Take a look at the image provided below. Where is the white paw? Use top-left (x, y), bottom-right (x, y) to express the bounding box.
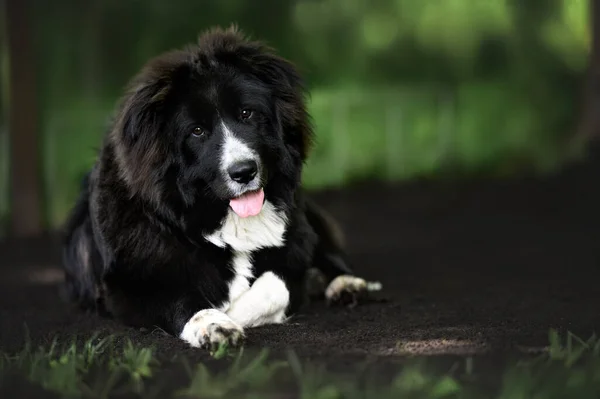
top-left (180, 309), bottom-right (245, 350)
top-left (325, 275), bottom-right (382, 307)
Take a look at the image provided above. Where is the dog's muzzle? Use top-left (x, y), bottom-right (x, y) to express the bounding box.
top-left (227, 160), bottom-right (258, 185)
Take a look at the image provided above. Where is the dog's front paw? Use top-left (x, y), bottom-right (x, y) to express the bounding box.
top-left (180, 309), bottom-right (245, 350)
top-left (325, 275), bottom-right (382, 308)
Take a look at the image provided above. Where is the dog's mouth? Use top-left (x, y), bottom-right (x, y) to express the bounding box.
top-left (229, 188), bottom-right (265, 218)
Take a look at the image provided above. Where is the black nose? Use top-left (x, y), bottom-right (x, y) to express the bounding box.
top-left (228, 160), bottom-right (258, 184)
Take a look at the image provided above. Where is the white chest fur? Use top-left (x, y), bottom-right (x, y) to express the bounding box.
top-left (204, 200), bottom-right (288, 315)
top-left (204, 200), bottom-right (287, 252)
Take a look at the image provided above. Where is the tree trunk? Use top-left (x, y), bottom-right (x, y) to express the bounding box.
top-left (577, 0), bottom-right (600, 140)
top-left (6, 0), bottom-right (43, 237)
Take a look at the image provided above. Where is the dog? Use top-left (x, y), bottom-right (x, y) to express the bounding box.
top-left (61, 26), bottom-right (380, 350)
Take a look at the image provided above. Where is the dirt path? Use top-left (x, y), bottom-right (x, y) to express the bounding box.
top-left (1, 153), bottom-right (600, 394)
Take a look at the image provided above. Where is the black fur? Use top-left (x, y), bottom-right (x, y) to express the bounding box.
top-left (61, 26), bottom-right (353, 338)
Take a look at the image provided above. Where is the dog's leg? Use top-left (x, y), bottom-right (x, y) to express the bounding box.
top-left (179, 309), bottom-right (244, 350)
top-left (103, 266), bottom-right (245, 351)
top-left (304, 197), bottom-right (382, 307)
top-left (224, 271), bottom-right (290, 327)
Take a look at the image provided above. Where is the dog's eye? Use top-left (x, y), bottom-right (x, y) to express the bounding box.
top-left (240, 109), bottom-right (253, 120)
top-left (192, 127), bottom-right (205, 137)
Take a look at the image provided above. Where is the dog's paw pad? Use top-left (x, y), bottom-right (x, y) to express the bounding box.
top-left (325, 275), bottom-right (382, 307)
top-left (202, 323), bottom-right (244, 350)
top-left (180, 309), bottom-right (245, 350)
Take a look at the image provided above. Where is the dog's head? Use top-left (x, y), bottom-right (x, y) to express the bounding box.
top-left (110, 26), bottom-right (313, 218)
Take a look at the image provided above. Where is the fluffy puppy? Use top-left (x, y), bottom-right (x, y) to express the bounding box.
top-left (62, 26), bottom-right (380, 350)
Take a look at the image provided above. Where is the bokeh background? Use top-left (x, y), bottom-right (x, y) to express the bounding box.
top-left (0, 0), bottom-right (595, 237)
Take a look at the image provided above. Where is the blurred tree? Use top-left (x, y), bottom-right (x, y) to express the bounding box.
top-left (578, 0), bottom-right (600, 139)
top-left (6, 0), bottom-right (43, 237)
top-left (7, 0), bottom-right (589, 228)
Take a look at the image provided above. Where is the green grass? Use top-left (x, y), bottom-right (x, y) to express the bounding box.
top-left (0, 333), bottom-right (159, 397)
top-left (2, 329), bottom-right (600, 398)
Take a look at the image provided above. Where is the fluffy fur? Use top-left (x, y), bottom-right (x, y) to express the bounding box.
top-left (61, 26), bottom-right (375, 349)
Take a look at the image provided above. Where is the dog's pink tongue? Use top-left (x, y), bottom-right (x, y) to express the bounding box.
top-left (229, 189), bottom-right (264, 218)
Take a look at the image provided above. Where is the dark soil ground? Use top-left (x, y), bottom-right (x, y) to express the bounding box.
top-left (1, 149), bottom-right (600, 396)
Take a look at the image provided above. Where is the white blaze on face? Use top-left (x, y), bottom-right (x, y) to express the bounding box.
top-left (219, 121), bottom-right (264, 217)
top-left (220, 121), bottom-right (259, 187)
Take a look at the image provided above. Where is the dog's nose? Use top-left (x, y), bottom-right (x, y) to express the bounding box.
top-left (228, 160), bottom-right (258, 184)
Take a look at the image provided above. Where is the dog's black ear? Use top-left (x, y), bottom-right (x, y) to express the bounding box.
top-left (252, 51), bottom-right (304, 92)
top-left (118, 78), bottom-right (170, 146)
top-left (110, 51), bottom-right (189, 201)
top-left (110, 78), bottom-right (172, 202)
top-left (248, 49), bottom-right (315, 161)
top-left (116, 51), bottom-right (190, 145)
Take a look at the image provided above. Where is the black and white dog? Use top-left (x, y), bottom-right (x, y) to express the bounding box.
top-left (62, 26), bottom-right (380, 350)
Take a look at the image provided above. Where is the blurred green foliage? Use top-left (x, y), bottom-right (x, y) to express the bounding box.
top-left (0, 0), bottom-right (591, 228)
